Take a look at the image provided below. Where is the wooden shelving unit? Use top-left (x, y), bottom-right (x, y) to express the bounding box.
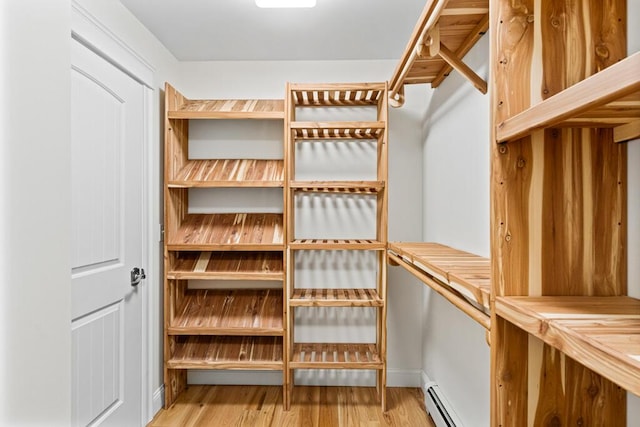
top-left (163, 83), bottom-right (286, 407)
top-left (490, 1), bottom-right (638, 425)
top-left (284, 82), bottom-right (389, 411)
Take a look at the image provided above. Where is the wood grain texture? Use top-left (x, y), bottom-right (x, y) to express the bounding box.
top-left (169, 159), bottom-right (284, 188)
top-left (290, 343), bottom-right (383, 369)
top-left (167, 336), bottom-right (283, 370)
top-left (149, 386), bottom-right (434, 427)
top-left (168, 213), bottom-right (284, 251)
top-left (168, 99), bottom-right (284, 120)
top-left (290, 289), bottom-right (383, 307)
top-left (291, 122), bottom-right (385, 140)
top-left (167, 251), bottom-right (283, 281)
top-left (168, 289), bottom-right (283, 336)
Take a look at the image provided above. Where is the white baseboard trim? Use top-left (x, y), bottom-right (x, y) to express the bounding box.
top-left (421, 371), bottom-right (432, 392)
top-left (387, 369), bottom-right (422, 387)
top-left (152, 386), bottom-right (164, 416)
top-left (188, 369), bottom-right (422, 387)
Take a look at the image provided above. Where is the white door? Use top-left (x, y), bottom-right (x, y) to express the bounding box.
top-left (70, 37), bottom-right (145, 427)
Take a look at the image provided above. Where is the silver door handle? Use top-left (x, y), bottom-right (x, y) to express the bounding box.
top-left (130, 267), bottom-right (146, 287)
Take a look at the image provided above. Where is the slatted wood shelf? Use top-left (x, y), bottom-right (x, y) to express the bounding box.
top-left (290, 122), bottom-right (385, 140)
top-left (290, 289), bottom-right (383, 307)
top-left (169, 159), bottom-right (284, 188)
top-left (168, 213), bottom-right (284, 251)
top-left (290, 83), bottom-right (386, 107)
top-left (289, 239), bottom-right (386, 250)
top-left (387, 242), bottom-right (490, 330)
top-left (496, 52), bottom-right (640, 143)
top-left (168, 289), bottom-right (283, 336)
top-left (167, 336), bottom-right (283, 370)
top-left (290, 343), bottom-right (384, 369)
top-left (167, 99), bottom-right (284, 120)
top-left (496, 296), bottom-right (640, 396)
top-left (167, 251), bottom-right (283, 281)
top-left (389, 0), bottom-right (490, 105)
top-left (290, 181), bottom-right (385, 194)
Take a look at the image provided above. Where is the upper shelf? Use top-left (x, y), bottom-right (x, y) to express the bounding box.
top-left (388, 242), bottom-right (490, 330)
top-left (389, 0), bottom-right (489, 106)
top-left (496, 52), bottom-right (640, 143)
top-left (496, 296), bottom-right (640, 396)
top-left (167, 99), bottom-right (284, 120)
top-left (289, 83), bottom-right (386, 107)
top-left (290, 181), bottom-right (385, 194)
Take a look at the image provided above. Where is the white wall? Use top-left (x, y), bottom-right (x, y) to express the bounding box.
top-left (177, 60), bottom-right (425, 387)
top-left (0, 0), bottom-right (72, 425)
top-left (420, 34), bottom-right (491, 426)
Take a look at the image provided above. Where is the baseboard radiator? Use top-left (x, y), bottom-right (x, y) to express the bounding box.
top-left (424, 382), bottom-right (463, 427)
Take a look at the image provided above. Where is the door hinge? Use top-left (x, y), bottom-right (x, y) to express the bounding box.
top-left (160, 224), bottom-right (165, 242)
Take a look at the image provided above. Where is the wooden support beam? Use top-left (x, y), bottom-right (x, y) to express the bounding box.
top-left (614, 119), bottom-right (640, 143)
top-left (437, 43), bottom-right (487, 94)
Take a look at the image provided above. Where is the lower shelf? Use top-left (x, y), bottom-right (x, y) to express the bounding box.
top-left (167, 336), bottom-right (283, 370)
top-left (290, 239), bottom-right (385, 250)
top-left (290, 343), bottom-right (383, 369)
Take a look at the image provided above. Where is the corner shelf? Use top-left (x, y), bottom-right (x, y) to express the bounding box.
top-left (387, 242), bottom-right (490, 330)
top-left (495, 296), bottom-right (640, 396)
top-left (496, 52), bottom-right (640, 143)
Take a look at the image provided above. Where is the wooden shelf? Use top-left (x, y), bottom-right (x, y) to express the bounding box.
top-left (169, 289), bottom-right (283, 336)
top-left (290, 122), bottom-right (385, 140)
top-left (289, 239), bottom-right (386, 250)
top-left (290, 289), bottom-right (383, 307)
top-left (290, 83), bottom-right (386, 107)
top-left (290, 343), bottom-right (383, 369)
top-left (167, 336), bottom-right (283, 370)
top-left (168, 213), bottom-right (284, 251)
top-left (496, 296), bottom-right (640, 396)
top-left (168, 99), bottom-right (284, 120)
top-left (389, 0), bottom-right (490, 105)
top-left (388, 242), bottom-right (490, 330)
top-left (169, 159), bottom-right (284, 188)
top-left (290, 181), bottom-right (384, 194)
top-left (167, 252), bottom-right (283, 281)
top-left (496, 52), bottom-right (640, 143)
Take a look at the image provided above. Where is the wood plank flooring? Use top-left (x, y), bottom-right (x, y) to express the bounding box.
top-left (148, 386), bottom-right (435, 427)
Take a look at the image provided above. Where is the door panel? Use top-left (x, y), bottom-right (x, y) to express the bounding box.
top-left (71, 37), bottom-right (144, 427)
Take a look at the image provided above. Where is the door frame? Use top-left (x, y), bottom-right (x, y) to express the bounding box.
top-left (71, 1), bottom-right (158, 423)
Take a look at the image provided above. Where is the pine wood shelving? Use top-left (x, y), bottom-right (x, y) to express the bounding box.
top-left (387, 242), bottom-right (490, 330)
top-left (290, 289), bottom-right (384, 307)
top-left (169, 159), bottom-right (284, 188)
top-left (285, 82), bottom-right (388, 411)
top-left (167, 336), bottom-right (283, 370)
top-left (167, 213), bottom-right (284, 251)
top-left (290, 343), bottom-right (384, 369)
top-left (168, 289), bottom-right (284, 336)
top-left (495, 296), bottom-right (640, 396)
top-left (167, 251), bottom-right (283, 281)
top-left (496, 52), bottom-right (640, 144)
top-left (389, 0), bottom-right (490, 106)
top-left (164, 83), bottom-right (287, 408)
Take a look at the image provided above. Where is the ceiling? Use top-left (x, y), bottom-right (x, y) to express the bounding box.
top-left (119, 0), bottom-right (426, 61)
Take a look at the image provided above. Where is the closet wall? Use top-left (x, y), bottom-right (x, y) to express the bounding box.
top-left (176, 60), bottom-right (426, 387)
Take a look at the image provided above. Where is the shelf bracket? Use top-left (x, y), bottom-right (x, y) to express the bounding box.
top-left (614, 119), bottom-right (640, 143)
top-left (436, 43), bottom-right (487, 94)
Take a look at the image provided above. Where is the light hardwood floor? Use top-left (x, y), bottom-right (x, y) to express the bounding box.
top-left (149, 386), bottom-right (435, 426)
